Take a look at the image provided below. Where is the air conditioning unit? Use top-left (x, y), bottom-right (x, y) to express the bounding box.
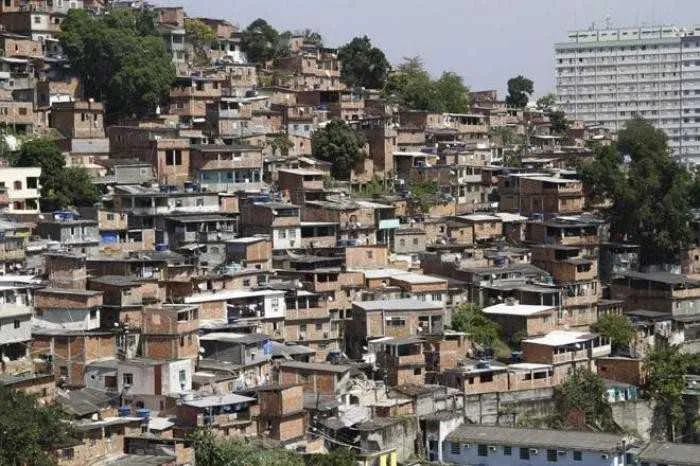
top-left (489, 446), bottom-right (497, 452)
top-left (558, 450), bottom-right (566, 455)
top-left (601, 454), bottom-right (609, 459)
top-left (530, 449), bottom-right (539, 455)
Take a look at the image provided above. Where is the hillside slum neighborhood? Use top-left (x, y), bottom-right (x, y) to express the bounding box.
top-left (0, 1), bottom-right (698, 466)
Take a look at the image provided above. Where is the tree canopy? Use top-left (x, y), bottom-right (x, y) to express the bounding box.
top-left (268, 133), bottom-right (294, 156)
top-left (13, 138), bottom-right (98, 210)
top-left (241, 18), bottom-right (288, 65)
top-left (191, 429), bottom-right (304, 466)
top-left (0, 385), bottom-right (77, 466)
top-left (185, 18), bottom-right (215, 66)
top-left (338, 36), bottom-right (390, 90)
top-left (385, 57), bottom-right (471, 113)
top-left (591, 313), bottom-right (636, 352)
top-left (552, 367), bottom-right (617, 431)
top-left (505, 75), bottom-right (534, 108)
top-left (60, 9), bottom-right (174, 121)
top-left (311, 119), bottom-right (366, 180)
top-left (582, 117), bottom-right (692, 265)
top-left (536, 92), bottom-right (557, 111)
top-left (645, 343), bottom-right (691, 441)
top-left (450, 303), bottom-right (501, 347)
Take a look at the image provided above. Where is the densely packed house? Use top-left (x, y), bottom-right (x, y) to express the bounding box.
top-left (0, 2), bottom-right (699, 465)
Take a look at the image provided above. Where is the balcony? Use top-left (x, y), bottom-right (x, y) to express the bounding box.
top-left (552, 348), bottom-right (589, 364)
top-left (285, 307), bottom-right (329, 321)
top-left (199, 411), bottom-right (252, 427)
top-left (589, 343), bottom-right (612, 358)
top-left (394, 353), bottom-right (425, 366)
top-left (0, 249), bottom-right (25, 262)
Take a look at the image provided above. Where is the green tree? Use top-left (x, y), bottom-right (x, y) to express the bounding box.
top-left (338, 36), bottom-right (390, 90)
top-left (13, 138), bottom-right (98, 210)
top-left (536, 92), bottom-right (557, 111)
top-left (268, 133), bottom-right (294, 156)
top-left (409, 179), bottom-right (439, 212)
top-left (582, 117), bottom-right (692, 265)
top-left (505, 75), bottom-right (534, 108)
top-left (385, 57), bottom-right (470, 113)
top-left (0, 385), bottom-right (77, 466)
top-left (185, 18), bottom-right (215, 66)
top-left (645, 343), bottom-right (691, 441)
top-left (450, 303), bottom-right (501, 347)
top-left (592, 313), bottom-right (636, 352)
top-left (241, 18), bottom-right (283, 65)
top-left (552, 367), bottom-right (617, 431)
top-left (311, 119), bottom-right (366, 180)
top-left (301, 28), bottom-right (323, 46)
top-left (304, 449), bottom-right (356, 466)
top-left (190, 429), bottom-right (304, 466)
top-left (548, 110), bottom-right (570, 135)
top-left (435, 71), bottom-right (472, 113)
top-left (60, 9), bottom-right (174, 121)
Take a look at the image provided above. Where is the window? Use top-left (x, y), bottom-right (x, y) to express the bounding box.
top-left (413, 367), bottom-right (421, 375)
top-left (18, 107), bottom-right (26, 116)
top-left (315, 323), bottom-right (322, 331)
top-left (62, 448), bottom-right (74, 460)
top-left (504, 446), bottom-right (512, 456)
top-left (547, 449), bottom-right (558, 462)
top-left (367, 250), bottom-right (373, 259)
top-left (13, 319), bottom-right (20, 329)
top-left (477, 445), bottom-right (488, 457)
top-left (450, 442), bottom-right (460, 455)
top-left (243, 279), bottom-right (251, 287)
top-left (122, 373), bottom-right (133, 386)
top-left (89, 308), bottom-right (97, 319)
top-left (106, 213), bottom-right (115, 221)
top-left (13, 180), bottom-right (21, 190)
top-left (573, 451), bottom-right (582, 461)
top-left (34, 15), bottom-right (41, 24)
top-left (431, 293), bottom-right (442, 301)
top-left (520, 448), bottom-right (530, 460)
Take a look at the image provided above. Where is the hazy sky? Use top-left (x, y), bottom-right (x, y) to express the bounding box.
top-left (156, 0), bottom-right (700, 97)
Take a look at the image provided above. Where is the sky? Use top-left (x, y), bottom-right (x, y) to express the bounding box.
top-left (156, 0), bottom-right (700, 97)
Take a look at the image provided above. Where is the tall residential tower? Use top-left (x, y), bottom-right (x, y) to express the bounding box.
top-left (555, 25), bottom-right (700, 164)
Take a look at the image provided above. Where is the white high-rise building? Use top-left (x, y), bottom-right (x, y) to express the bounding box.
top-left (555, 25), bottom-right (700, 164)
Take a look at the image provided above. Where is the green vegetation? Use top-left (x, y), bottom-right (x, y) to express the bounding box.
top-left (450, 304), bottom-right (508, 355)
top-left (644, 343), bottom-right (691, 441)
top-left (385, 57), bottom-right (471, 113)
top-left (582, 117), bottom-right (692, 265)
top-left (490, 126), bottom-right (524, 167)
top-left (0, 385), bottom-right (77, 466)
top-left (409, 179), bottom-right (439, 212)
top-left (13, 138), bottom-right (98, 210)
top-left (311, 120), bottom-right (366, 180)
top-left (338, 36), bottom-right (390, 90)
top-left (60, 9), bottom-right (175, 121)
top-left (190, 429), bottom-right (354, 466)
top-left (268, 133), bottom-right (294, 156)
top-left (505, 75), bottom-right (534, 108)
top-left (548, 110), bottom-right (570, 135)
top-left (535, 92), bottom-right (557, 111)
top-left (591, 313), bottom-right (637, 352)
top-left (241, 18), bottom-right (289, 65)
top-left (185, 18), bottom-right (216, 66)
top-left (552, 367), bottom-right (617, 431)
top-left (191, 429), bottom-right (303, 466)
